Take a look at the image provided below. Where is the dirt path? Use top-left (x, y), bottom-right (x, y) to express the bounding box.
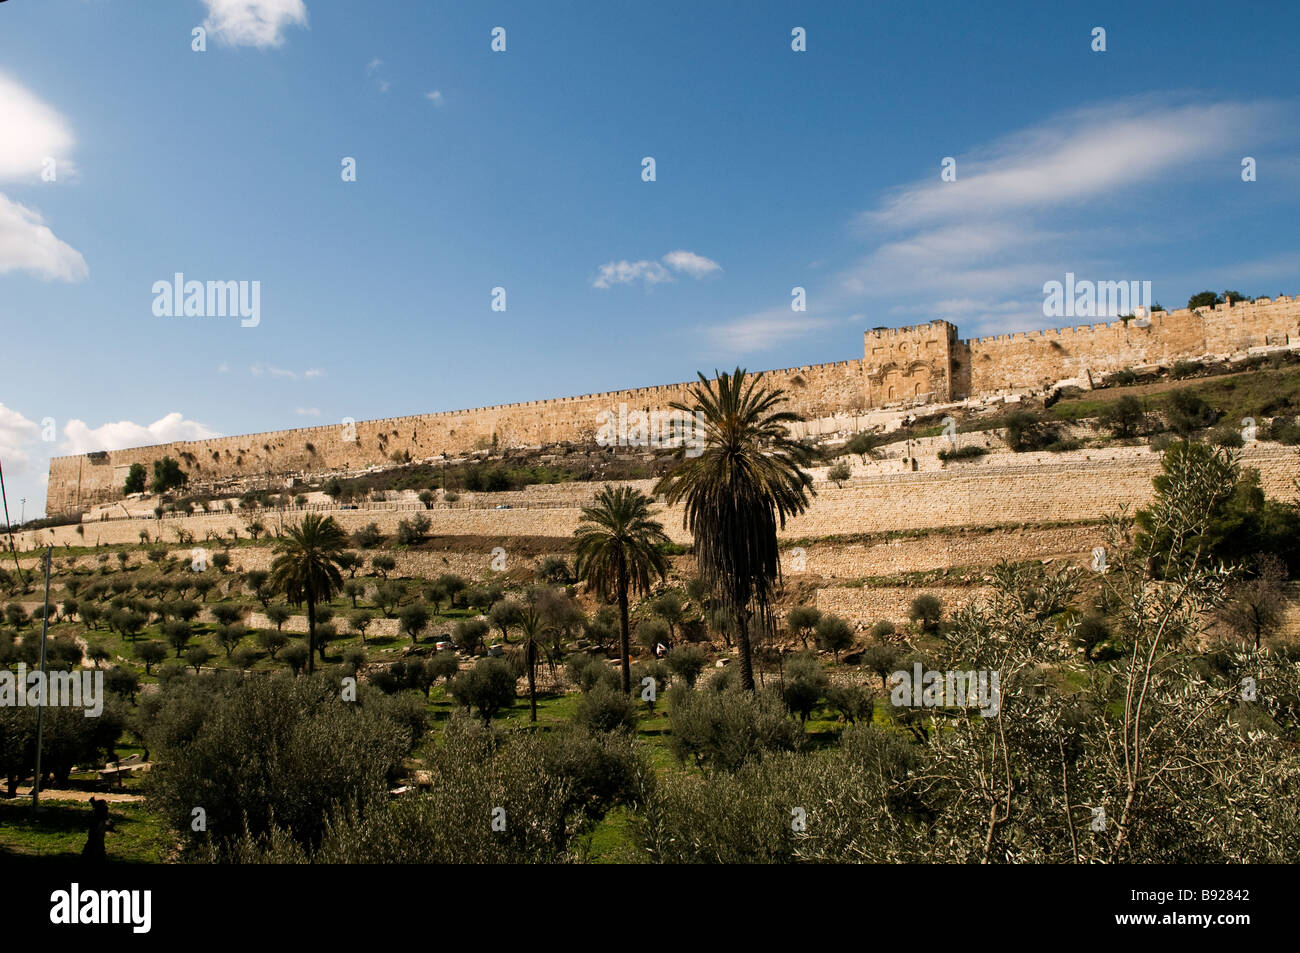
top-left (12, 786), bottom-right (143, 803)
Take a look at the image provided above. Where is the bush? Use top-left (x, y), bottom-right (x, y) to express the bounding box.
top-left (782, 652), bottom-right (828, 722)
top-left (1003, 412), bottom-right (1058, 452)
top-left (449, 657), bottom-right (516, 724)
top-left (1264, 415), bottom-right (1300, 445)
top-left (937, 444), bottom-right (988, 463)
top-left (1209, 423), bottom-right (1245, 449)
top-left (567, 653), bottom-right (619, 693)
top-left (827, 462), bottom-right (852, 486)
top-left (144, 673), bottom-right (413, 850)
top-left (574, 683), bottom-right (639, 733)
top-left (666, 644), bottom-right (707, 688)
top-left (867, 619), bottom-right (895, 641)
top-left (908, 594), bottom-right (943, 632)
top-left (452, 619), bottom-right (489, 655)
top-left (535, 556), bottom-right (571, 584)
top-left (825, 682), bottom-right (874, 723)
top-left (668, 685), bottom-right (803, 772)
top-left (1102, 395), bottom-right (1146, 438)
top-left (1166, 390), bottom-right (1218, 435)
top-left (636, 617), bottom-right (671, 656)
top-left (281, 642), bottom-right (310, 675)
top-left (351, 523), bottom-right (383, 549)
top-left (395, 515), bottom-right (431, 546)
top-left (211, 720), bottom-right (644, 863)
top-left (814, 615), bottom-right (854, 661)
top-left (1171, 359), bottom-right (1202, 379)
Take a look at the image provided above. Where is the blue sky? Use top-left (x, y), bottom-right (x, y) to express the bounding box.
top-left (1, 0), bottom-right (1297, 517)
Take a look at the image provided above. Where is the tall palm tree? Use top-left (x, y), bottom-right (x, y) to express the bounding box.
top-left (268, 513), bottom-right (347, 674)
top-left (515, 604), bottom-right (556, 722)
top-left (574, 485), bottom-right (670, 694)
top-left (654, 368), bottom-right (814, 690)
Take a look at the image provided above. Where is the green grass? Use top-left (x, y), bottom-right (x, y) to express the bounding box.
top-left (0, 798), bottom-right (173, 863)
top-left (1052, 363), bottom-right (1300, 425)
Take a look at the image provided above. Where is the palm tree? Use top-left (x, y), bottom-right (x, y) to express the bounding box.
top-left (574, 485), bottom-right (670, 694)
top-left (515, 604), bottom-right (555, 722)
top-left (654, 368), bottom-right (814, 690)
top-left (268, 513), bottom-right (347, 674)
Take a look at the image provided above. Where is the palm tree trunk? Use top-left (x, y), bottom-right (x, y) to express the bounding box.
top-left (736, 606), bottom-right (755, 691)
top-left (618, 572), bottom-right (631, 695)
top-left (528, 640), bottom-right (538, 722)
top-left (306, 592), bottom-right (316, 675)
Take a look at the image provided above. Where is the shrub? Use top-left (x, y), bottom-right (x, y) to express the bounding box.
top-left (636, 617), bottom-right (671, 656)
top-left (449, 657), bottom-right (517, 724)
top-left (868, 619), bottom-right (896, 641)
top-left (567, 653), bottom-right (619, 692)
top-left (535, 556), bottom-right (572, 584)
top-left (135, 640), bottom-right (167, 674)
top-left (814, 614), bottom-right (854, 661)
top-left (211, 719), bottom-right (644, 863)
top-left (351, 523), bottom-right (383, 549)
top-left (1209, 423), bottom-right (1245, 448)
top-left (908, 593), bottom-right (943, 632)
top-left (1171, 359), bottom-right (1202, 379)
top-left (666, 644), bottom-right (707, 688)
top-left (782, 652), bottom-right (828, 722)
top-left (1003, 412), bottom-right (1057, 452)
top-left (426, 650), bottom-right (460, 686)
top-left (452, 618), bottom-right (489, 655)
top-left (825, 682), bottom-right (874, 723)
top-left (231, 645), bottom-right (258, 671)
top-left (1166, 391), bottom-right (1218, 435)
top-left (937, 444), bottom-right (988, 463)
top-left (574, 683), bottom-right (639, 733)
top-left (1102, 395), bottom-right (1145, 438)
top-left (1264, 415), bottom-right (1300, 445)
top-left (281, 642), bottom-right (310, 675)
top-left (827, 462), bottom-right (851, 486)
top-left (395, 515), bottom-right (431, 546)
top-left (144, 673), bottom-right (413, 850)
top-left (668, 685), bottom-right (803, 772)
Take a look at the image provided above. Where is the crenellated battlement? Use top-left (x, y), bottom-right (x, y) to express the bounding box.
top-left (44, 294), bottom-right (1299, 515)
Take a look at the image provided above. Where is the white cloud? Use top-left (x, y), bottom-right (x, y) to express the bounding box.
top-left (663, 250), bottom-right (721, 278)
top-left (249, 364), bottom-right (324, 381)
top-left (865, 99), bottom-right (1276, 229)
top-left (367, 58), bottom-right (390, 93)
top-left (592, 259), bottom-right (671, 289)
top-left (0, 72), bottom-right (86, 281)
top-left (592, 250), bottom-right (721, 289)
top-left (704, 308), bottom-right (835, 353)
top-left (425, 90), bottom-right (444, 106)
top-left (0, 403), bottom-right (41, 474)
top-left (216, 362), bottom-right (231, 373)
top-left (201, 0), bottom-right (308, 49)
top-left (0, 193), bottom-right (89, 282)
top-left (0, 72), bottom-right (77, 183)
top-left (62, 413), bottom-right (220, 455)
top-left (295, 407), bottom-right (321, 417)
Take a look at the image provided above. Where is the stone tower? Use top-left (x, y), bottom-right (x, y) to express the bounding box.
top-left (863, 320), bottom-right (961, 408)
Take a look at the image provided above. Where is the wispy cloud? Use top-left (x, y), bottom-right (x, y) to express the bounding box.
top-left (250, 363), bottom-right (324, 381)
top-left (592, 250), bottom-right (721, 289)
top-left (294, 407), bottom-right (321, 417)
top-left (425, 90), bottom-right (444, 106)
top-left (366, 57), bottom-right (390, 93)
top-left (201, 0), bottom-right (308, 49)
top-left (704, 308), bottom-right (836, 353)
